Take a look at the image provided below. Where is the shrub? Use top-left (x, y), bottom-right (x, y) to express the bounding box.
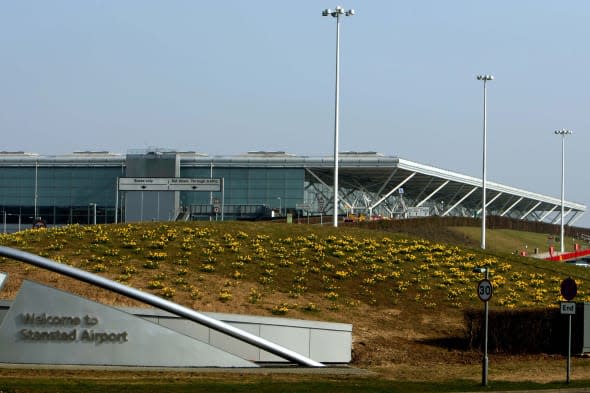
top-left (142, 260), bottom-right (160, 269)
top-left (160, 287), bottom-right (175, 298)
top-left (218, 289), bottom-right (232, 302)
top-left (147, 280), bottom-right (164, 289)
top-left (465, 308), bottom-right (567, 354)
top-left (92, 263), bottom-right (107, 272)
top-left (272, 303), bottom-right (290, 315)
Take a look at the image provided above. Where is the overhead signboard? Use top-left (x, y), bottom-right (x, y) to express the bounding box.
top-left (168, 178), bottom-right (221, 191)
top-left (119, 178), bottom-right (221, 192)
top-left (118, 178), bottom-right (169, 191)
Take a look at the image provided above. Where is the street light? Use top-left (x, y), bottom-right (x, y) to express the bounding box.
top-left (277, 197), bottom-right (282, 217)
top-left (89, 203), bottom-right (97, 225)
top-left (476, 74), bottom-right (494, 249)
top-left (2, 212), bottom-right (23, 233)
top-left (323, 6), bottom-right (354, 228)
top-left (34, 160), bottom-right (38, 220)
top-left (555, 129), bottom-right (572, 254)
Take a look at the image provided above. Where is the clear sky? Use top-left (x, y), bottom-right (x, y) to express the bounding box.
top-left (1, 1), bottom-right (589, 226)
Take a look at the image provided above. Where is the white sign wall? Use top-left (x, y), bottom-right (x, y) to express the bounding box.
top-left (0, 280), bottom-right (256, 367)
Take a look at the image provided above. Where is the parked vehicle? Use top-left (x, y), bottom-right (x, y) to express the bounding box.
top-left (565, 259), bottom-right (590, 268)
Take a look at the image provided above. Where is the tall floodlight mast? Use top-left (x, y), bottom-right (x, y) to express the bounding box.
top-left (323, 6), bottom-right (354, 227)
top-left (476, 74), bottom-right (493, 249)
top-left (555, 129), bottom-right (572, 254)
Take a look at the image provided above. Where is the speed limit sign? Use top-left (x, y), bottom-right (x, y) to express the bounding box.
top-left (477, 279), bottom-right (493, 302)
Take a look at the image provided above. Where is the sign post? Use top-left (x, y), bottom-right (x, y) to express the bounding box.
top-left (212, 198), bottom-right (221, 221)
top-left (561, 277), bottom-right (577, 384)
top-left (475, 268), bottom-right (492, 386)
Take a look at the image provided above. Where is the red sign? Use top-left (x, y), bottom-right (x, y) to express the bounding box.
top-left (561, 278), bottom-right (577, 301)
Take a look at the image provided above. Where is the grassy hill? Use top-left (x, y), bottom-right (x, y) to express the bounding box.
top-left (0, 220), bottom-right (589, 373)
top-left (449, 226), bottom-right (581, 256)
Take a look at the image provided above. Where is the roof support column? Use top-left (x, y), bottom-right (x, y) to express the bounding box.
top-left (568, 211), bottom-right (583, 226)
top-left (520, 201), bottom-right (542, 220)
top-left (500, 197), bottom-right (523, 217)
top-left (375, 168), bottom-right (398, 198)
top-left (415, 180), bottom-right (450, 208)
top-left (476, 192), bottom-right (503, 215)
top-left (443, 186), bottom-right (478, 216)
top-left (539, 206), bottom-right (557, 222)
top-left (369, 172), bottom-right (416, 211)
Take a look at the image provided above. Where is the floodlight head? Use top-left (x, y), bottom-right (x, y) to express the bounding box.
top-left (473, 267), bottom-right (487, 274)
top-left (555, 129), bottom-right (573, 135)
top-left (476, 75), bottom-right (494, 81)
top-left (323, 6), bottom-right (352, 18)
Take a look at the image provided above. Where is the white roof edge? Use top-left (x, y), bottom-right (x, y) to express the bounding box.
top-left (396, 158), bottom-right (586, 211)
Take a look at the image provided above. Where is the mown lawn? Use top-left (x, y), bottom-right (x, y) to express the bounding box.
top-left (0, 373), bottom-right (586, 393)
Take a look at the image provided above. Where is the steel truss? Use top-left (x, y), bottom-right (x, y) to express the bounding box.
top-left (303, 154), bottom-right (585, 224)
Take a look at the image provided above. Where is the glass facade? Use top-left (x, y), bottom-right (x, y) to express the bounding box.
top-left (0, 154), bottom-right (307, 226)
top-left (0, 160), bottom-right (124, 226)
top-left (180, 166), bottom-right (304, 220)
top-left (1, 151), bottom-right (577, 229)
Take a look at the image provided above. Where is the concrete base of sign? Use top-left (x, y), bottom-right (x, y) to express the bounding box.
top-left (123, 308), bottom-right (352, 364)
top-left (0, 280), bottom-right (352, 367)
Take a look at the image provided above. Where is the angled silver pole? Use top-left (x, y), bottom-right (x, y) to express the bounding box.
top-left (0, 246), bottom-right (324, 367)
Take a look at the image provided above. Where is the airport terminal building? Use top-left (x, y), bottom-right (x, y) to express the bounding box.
top-left (0, 148), bottom-right (585, 229)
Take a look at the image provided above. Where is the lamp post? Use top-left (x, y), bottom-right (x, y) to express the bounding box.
top-left (476, 74), bottom-right (493, 249)
top-left (277, 197), bottom-right (282, 217)
top-left (34, 160), bottom-right (38, 220)
top-left (555, 129), bottom-right (572, 254)
top-left (89, 203), bottom-right (97, 225)
top-left (3, 212), bottom-right (22, 233)
top-left (323, 6), bottom-right (354, 228)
